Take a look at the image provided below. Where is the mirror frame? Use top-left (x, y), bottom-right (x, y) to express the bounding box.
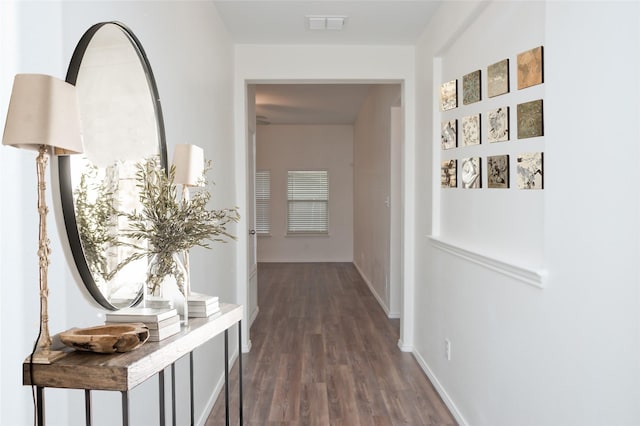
top-left (58, 21), bottom-right (168, 310)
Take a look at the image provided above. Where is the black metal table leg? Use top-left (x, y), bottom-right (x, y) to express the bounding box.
top-left (159, 370), bottom-right (166, 426)
top-left (190, 352), bottom-right (195, 426)
top-left (121, 391), bottom-right (129, 426)
top-left (238, 321), bottom-right (243, 425)
top-left (224, 329), bottom-right (229, 426)
top-left (171, 363), bottom-right (177, 426)
top-left (36, 386), bottom-right (45, 426)
top-left (85, 389), bottom-right (92, 426)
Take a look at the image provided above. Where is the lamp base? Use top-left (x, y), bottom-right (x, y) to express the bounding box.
top-left (25, 349), bottom-right (67, 365)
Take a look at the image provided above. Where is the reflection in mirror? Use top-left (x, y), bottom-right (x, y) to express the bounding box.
top-left (59, 22), bottom-right (167, 310)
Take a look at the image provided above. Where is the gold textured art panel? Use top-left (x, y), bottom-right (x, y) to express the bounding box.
top-left (517, 46), bottom-right (544, 89)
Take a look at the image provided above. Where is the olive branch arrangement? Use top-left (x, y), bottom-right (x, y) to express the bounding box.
top-left (74, 156), bottom-right (239, 294)
top-left (123, 156), bottom-right (240, 294)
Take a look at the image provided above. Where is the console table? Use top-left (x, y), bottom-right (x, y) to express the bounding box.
top-left (23, 303), bottom-right (243, 426)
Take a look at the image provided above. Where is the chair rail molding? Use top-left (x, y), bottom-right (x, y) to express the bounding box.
top-left (428, 236), bottom-right (547, 288)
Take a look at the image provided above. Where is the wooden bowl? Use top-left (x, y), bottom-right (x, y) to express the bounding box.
top-left (60, 323), bottom-right (149, 353)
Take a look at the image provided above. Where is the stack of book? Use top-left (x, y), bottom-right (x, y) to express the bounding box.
top-left (187, 293), bottom-right (221, 318)
top-left (105, 307), bottom-right (181, 342)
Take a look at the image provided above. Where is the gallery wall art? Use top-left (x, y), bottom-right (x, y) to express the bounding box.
top-left (517, 46), bottom-right (543, 89)
top-left (516, 152), bottom-right (543, 189)
top-left (463, 70), bottom-right (481, 105)
top-left (461, 157), bottom-right (481, 189)
top-left (487, 107), bottom-right (509, 143)
top-left (487, 155), bottom-right (509, 188)
top-left (441, 160), bottom-right (457, 188)
top-left (437, 45), bottom-right (544, 191)
top-left (487, 59), bottom-right (509, 98)
top-left (462, 114), bottom-right (480, 146)
top-left (441, 119), bottom-right (457, 150)
top-left (440, 80), bottom-right (458, 111)
top-left (517, 99), bottom-right (543, 139)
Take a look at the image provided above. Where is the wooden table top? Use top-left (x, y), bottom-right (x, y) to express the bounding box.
top-left (23, 303), bottom-right (242, 391)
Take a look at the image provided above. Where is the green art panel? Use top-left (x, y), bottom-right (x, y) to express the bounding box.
top-left (463, 70), bottom-right (481, 105)
top-left (517, 99), bottom-right (543, 139)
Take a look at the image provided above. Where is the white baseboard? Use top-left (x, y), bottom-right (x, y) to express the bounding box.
top-left (196, 348), bottom-right (239, 426)
top-left (353, 261), bottom-right (393, 318)
top-left (412, 348), bottom-right (467, 426)
top-left (397, 339), bottom-right (413, 352)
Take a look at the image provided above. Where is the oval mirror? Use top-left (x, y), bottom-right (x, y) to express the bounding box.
top-left (58, 22), bottom-right (167, 310)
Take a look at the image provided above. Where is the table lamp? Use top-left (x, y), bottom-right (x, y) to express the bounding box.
top-left (2, 74), bottom-right (83, 364)
top-left (172, 143), bottom-right (204, 300)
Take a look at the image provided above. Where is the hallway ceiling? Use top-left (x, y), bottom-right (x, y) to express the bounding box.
top-left (214, 1), bottom-right (434, 124)
top-left (254, 83), bottom-right (373, 125)
top-left (213, 1), bottom-right (440, 45)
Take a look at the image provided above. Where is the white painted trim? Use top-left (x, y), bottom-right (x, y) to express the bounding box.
top-left (412, 348), bottom-right (467, 426)
top-left (397, 339), bottom-right (413, 352)
top-left (197, 348), bottom-right (239, 426)
top-left (353, 261), bottom-right (395, 318)
top-left (428, 236), bottom-right (548, 288)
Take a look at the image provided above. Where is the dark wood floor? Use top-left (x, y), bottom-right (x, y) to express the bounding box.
top-left (207, 262), bottom-right (456, 425)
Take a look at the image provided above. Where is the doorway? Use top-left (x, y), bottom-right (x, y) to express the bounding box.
top-left (244, 82), bottom-right (404, 347)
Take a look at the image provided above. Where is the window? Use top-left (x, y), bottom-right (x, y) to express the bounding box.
top-left (287, 170), bottom-right (329, 234)
top-left (255, 170), bottom-right (271, 234)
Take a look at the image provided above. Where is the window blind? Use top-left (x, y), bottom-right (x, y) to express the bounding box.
top-left (287, 170), bottom-right (328, 234)
top-left (255, 170), bottom-right (271, 234)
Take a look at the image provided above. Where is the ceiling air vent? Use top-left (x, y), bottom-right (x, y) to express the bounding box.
top-left (305, 15), bottom-right (347, 31)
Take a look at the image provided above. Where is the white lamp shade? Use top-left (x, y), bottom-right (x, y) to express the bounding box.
top-left (2, 74), bottom-right (83, 155)
top-left (172, 144), bottom-right (204, 186)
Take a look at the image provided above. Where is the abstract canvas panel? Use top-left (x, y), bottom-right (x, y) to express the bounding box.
top-left (517, 99), bottom-right (543, 139)
top-left (517, 152), bottom-right (543, 189)
top-left (487, 107), bottom-right (509, 143)
top-left (441, 159), bottom-right (457, 188)
top-left (461, 157), bottom-right (481, 189)
top-left (441, 119), bottom-right (457, 150)
top-left (440, 80), bottom-right (458, 111)
top-left (462, 114), bottom-right (481, 146)
top-left (487, 59), bottom-right (509, 97)
top-left (463, 70), bottom-right (481, 105)
top-left (517, 46), bottom-right (544, 89)
top-left (487, 155), bottom-right (509, 188)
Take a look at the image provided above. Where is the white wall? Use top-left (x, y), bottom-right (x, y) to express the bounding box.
top-left (256, 124), bottom-right (354, 262)
top-left (414, 1), bottom-right (640, 425)
top-left (353, 84), bottom-right (401, 317)
top-left (1, 2), bottom-right (238, 425)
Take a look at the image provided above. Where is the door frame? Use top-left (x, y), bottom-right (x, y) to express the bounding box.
top-left (236, 78), bottom-right (414, 353)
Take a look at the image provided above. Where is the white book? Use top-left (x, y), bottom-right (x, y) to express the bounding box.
top-left (147, 322), bottom-right (181, 342)
top-left (189, 310), bottom-right (222, 319)
top-left (189, 304), bottom-right (220, 314)
top-left (189, 303), bottom-right (220, 311)
top-left (105, 307), bottom-right (177, 323)
top-left (141, 314), bottom-right (180, 330)
top-left (187, 293), bottom-right (219, 305)
top-left (189, 307), bottom-right (222, 318)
